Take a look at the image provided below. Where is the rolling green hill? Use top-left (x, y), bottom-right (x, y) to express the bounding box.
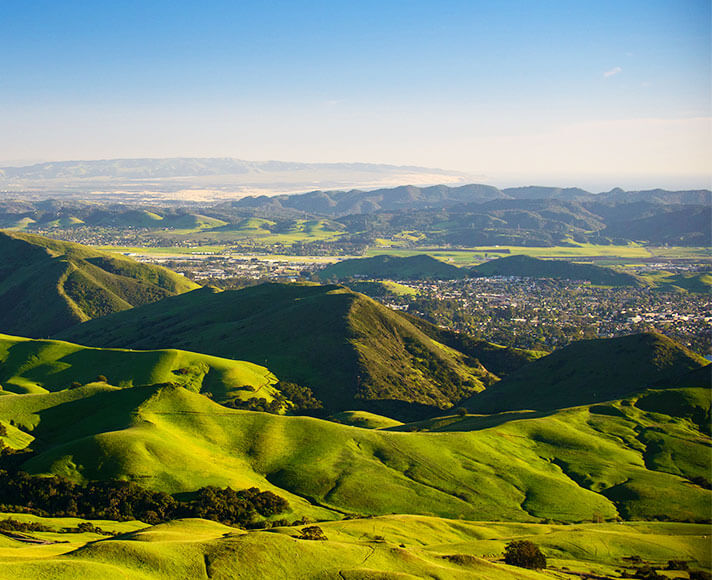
top-left (318, 254), bottom-right (466, 281)
top-left (462, 332), bottom-right (709, 413)
top-left (57, 283), bottom-right (500, 416)
top-left (0, 378), bottom-right (708, 524)
top-left (0, 334), bottom-right (278, 402)
top-left (0, 514), bottom-right (708, 580)
top-left (0, 231), bottom-right (198, 337)
top-left (641, 270), bottom-right (712, 293)
top-left (470, 254), bottom-right (642, 286)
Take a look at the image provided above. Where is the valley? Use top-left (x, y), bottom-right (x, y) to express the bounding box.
top-left (0, 183), bottom-right (709, 579)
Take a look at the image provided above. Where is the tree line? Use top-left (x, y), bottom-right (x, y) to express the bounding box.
top-left (0, 470), bottom-right (288, 527)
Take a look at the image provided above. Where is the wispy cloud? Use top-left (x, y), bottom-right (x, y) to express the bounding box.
top-left (603, 66), bottom-right (622, 78)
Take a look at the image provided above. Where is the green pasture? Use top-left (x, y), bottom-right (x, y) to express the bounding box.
top-left (0, 379), bottom-right (708, 524)
top-left (0, 514), bottom-right (708, 580)
top-left (0, 334), bottom-right (278, 403)
top-left (365, 244), bottom-right (662, 266)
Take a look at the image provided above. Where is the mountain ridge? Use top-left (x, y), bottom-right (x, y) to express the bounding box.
top-left (0, 230), bottom-right (198, 337)
top-left (462, 332), bottom-right (710, 414)
top-left (56, 282), bottom-right (510, 416)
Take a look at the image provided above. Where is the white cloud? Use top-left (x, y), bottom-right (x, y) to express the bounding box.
top-left (603, 66), bottom-right (622, 78)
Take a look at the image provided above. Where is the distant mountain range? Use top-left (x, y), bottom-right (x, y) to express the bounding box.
top-left (2, 189), bottom-right (709, 246)
top-left (234, 183), bottom-right (711, 215)
top-left (0, 158), bottom-right (470, 197)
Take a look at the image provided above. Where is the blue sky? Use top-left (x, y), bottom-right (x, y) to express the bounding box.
top-left (1, 0), bottom-right (709, 189)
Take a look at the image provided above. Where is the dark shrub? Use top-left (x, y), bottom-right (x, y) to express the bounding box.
top-left (297, 525), bottom-right (327, 541)
top-left (667, 560), bottom-right (689, 570)
top-left (503, 540), bottom-right (546, 569)
top-left (442, 554), bottom-right (478, 566)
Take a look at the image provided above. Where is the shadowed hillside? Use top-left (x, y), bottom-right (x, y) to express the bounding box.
top-left (462, 332), bottom-right (709, 414)
top-left (318, 254), bottom-right (466, 281)
top-left (0, 379), bottom-right (708, 523)
top-left (57, 283), bottom-right (500, 416)
top-left (470, 254), bottom-right (642, 286)
top-left (0, 230), bottom-right (198, 337)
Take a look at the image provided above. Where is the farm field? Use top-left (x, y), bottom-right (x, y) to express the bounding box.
top-left (95, 243), bottom-right (711, 266)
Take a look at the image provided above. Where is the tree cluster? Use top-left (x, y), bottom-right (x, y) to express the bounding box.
top-left (226, 381), bottom-right (323, 415)
top-left (0, 470), bottom-right (288, 527)
top-left (503, 540), bottom-right (546, 570)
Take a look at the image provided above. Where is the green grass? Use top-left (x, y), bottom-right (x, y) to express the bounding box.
top-left (0, 334), bottom-right (278, 402)
top-left (319, 254), bottom-right (466, 281)
top-left (0, 514), bottom-right (707, 580)
top-left (364, 244), bottom-right (656, 266)
top-left (1, 379), bottom-right (708, 524)
top-left (57, 283), bottom-right (502, 415)
top-left (142, 217), bottom-right (348, 246)
top-left (329, 410), bottom-right (404, 429)
top-left (0, 231), bottom-right (198, 337)
top-left (639, 270), bottom-right (712, 293)
top-left (463, 332), bottom-right (710, 414)
top-left (345, 280), bottom-right (419, 298)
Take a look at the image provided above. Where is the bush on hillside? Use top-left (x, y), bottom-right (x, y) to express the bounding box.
top-left (228, 396), bottom-right (283, 414)
top-left (667, 560), bottom-right (689, 570)
top-left (442, 554), bottom-right (478, 566)
top-left (631, 565), bottom-right (664, 579)
top-left (296, 525), bottom-right (327, 541)
top-left (503, 540), bottom-right (546, 569)
top-left (226, 382), bottom-right (323, 415)
top-left (276, 381), bottom-right (323, 412)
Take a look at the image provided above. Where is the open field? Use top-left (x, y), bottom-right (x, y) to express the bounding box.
top-left (94, 243), bottom-right (711, 269)
top-left (0, 513), bottom-right (708, 580)
top-left (1, 376), bottom-right (709, 523)
top-left (364, 245), bottom-right (688, 266)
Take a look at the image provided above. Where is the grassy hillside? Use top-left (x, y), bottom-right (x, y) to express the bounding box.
top-left (403, 314), bottom-right (546, 378)
top-left (57, 283), bottom-right (498, 416)
top-left (640, 270), bottom-right (712, 293)
top-left (463, 332), bottom-right (709, 413)
top-left (0, 230), bottom-right (198, 337)
top-left (0, 514), bottom-right (708, 580)
top-left (471, 254), bottom-right (642, 286)
top-left (318, 254), bottom-right (466, 281)
top-left (0, 380), bottom-right (708, 524)
top-left (0, 334), bottom-right (278, 402)
top-left (347, 280), bottom-right (418, 298)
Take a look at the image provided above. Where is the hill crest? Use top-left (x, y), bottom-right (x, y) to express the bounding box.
top-left (57, 282), bottom-right (501, 416)
top-left (463, 332), bottom-right (709, 413)
top-left (319, 254), bottom-right (465, 281)
top-left (471, 254), bottom-right (642, 286)
top-left (0, 230), bottom-right (198, 337)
